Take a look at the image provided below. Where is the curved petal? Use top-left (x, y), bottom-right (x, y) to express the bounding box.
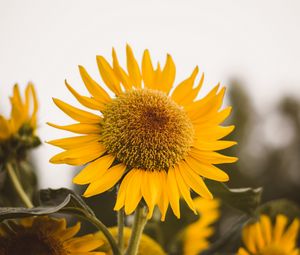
top-left (53, 98), bottom-right (101, 123)
top-left (83, 163), bottom-right (126, 197)
top-left (126, 44), bottom-right (142, 88)
top-left (96, 56), bottom-right (122, 95)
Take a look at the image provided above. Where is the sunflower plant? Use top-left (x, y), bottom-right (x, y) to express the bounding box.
top-left (0, 46), bottom-right (290, 255)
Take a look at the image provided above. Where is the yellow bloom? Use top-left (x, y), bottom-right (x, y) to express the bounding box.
top-left (0, 83), bottom-right (39, 162)
top-left (48, 45), bottom-right (237, 220)
top-left (0, 216), bottom-right (104, 255)
top-left (238, 214), bottom-right (300, 255)
top-left (97, 227), bottom-right (166, 255)
top-left (183, 197), bottom-right (220, 255)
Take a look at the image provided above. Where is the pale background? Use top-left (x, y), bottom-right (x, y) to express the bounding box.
top-left (0, 0), bottom-right (299, 188)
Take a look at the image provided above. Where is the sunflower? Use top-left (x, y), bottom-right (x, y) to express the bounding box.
top-left (97, 227), bottom-right (166, 255)
top-left (48, 45), bottom-right (237, 220)
top-left (0, 216), bottom-right (104, 255)
top-left (183, 197), bottom-right (220, 255)
top-left (0, 83), bottom-right (39, 162)
top-left (237, 214), bottom-right (299, 255)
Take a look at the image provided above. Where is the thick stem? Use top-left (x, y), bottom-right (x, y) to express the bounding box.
top-left (125, 204), bottom-right (148, 255)
top-left (118, 208), bottom-right (125, 254)
top-left (6, 162), bottom-right (33, 208)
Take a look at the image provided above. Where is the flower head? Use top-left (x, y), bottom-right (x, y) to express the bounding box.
top-left (48, 45), bottom-right (237, 220)
top-left (0, 83), bottom-right (40, 162)
top-left (183, 197), bottom-right (220, 255)
top-left (238, 214), bottom-right (299, 255)
top-left (0, 216), bottom-right (104, 255)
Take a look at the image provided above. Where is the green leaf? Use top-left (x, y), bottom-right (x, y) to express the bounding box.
top-left (205, 179), bottom-right (262, 215)
top-left (0, 188), bottom-right (94, 221)
top-left (257, 199), bottom-right (300, 220)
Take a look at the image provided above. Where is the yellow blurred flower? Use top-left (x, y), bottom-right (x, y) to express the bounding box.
top-left (183, 197), bottom-right (220, 255)
top-left (0, 216), bottom-right (104, 255)
top-left (97, 226), bottom-right (166, 255)
top-left (48, 45), bottom-right (237, 220)
top-left (238, 214), bottom-right (299, 255)
top-left (0, 83), bottom-right (39, 162)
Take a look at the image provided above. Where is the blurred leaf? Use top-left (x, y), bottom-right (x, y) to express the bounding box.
top-left (0, 188), bottom-right (94, 221)
top-left (257, 199), bottom-right (300, 220)
top-left (205, 180), bottom-right (262, 215)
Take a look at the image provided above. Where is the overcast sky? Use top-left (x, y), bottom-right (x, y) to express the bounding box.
top-left (0, 0), bottom-right (299, 188)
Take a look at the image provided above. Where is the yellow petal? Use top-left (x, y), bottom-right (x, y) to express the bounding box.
top-left (178, 161), bottom-right (213, 199)
top-left (65, 80), bottom-right (105, 111)
top-left (237, 248), bottom-right (250, 255)
top-left (195, 125), bottom-right (235, 141)
top-left (64, 234), bottom-right (103, 251)
top-left (27, 84), bottom-right (38, 128)
top-left (260, 215), bottom-right (272, 244)
top-left (0, 116), bottom-right (11, 139)
top-left (49, 142), bottom-right (105, 165)
top-left (282, 218), bottom-right (299, 245)
top-left (141, 171), bottom-right (157, 218)
top-left (96, 56), bottom-right (122, 95)
top-left (193, 140), bottom-right (237, 151)
top-left (124, 169), bottom-right (142, 215)
top-left (274, 214), bottom-right (288, 241)
top-left (158, 54), bottom-right (176, 94)
top-left (83, 163), bottom-right (126, 197)
top-left (53, 98), bottom-right (101, 123)
top-left (78, 65), bottom-right (111, 104)
top-left (142, 49), bottom-right (155, 89)
top-left (59, 222), bottom-right (81, 241)
top-left (114, 170), bottom-right (135, 211)
top-left (47, 122), bottom-right (101, 134)
top-left (126, 44), bottom-right (142, 88)
top-left (193, 106), bottom-right (232, 126)
top-left (189, 148), bottom-right (238, 164)
top-left (172, 67), bottom-right (200, 105)
top-left (47, 135), bottom-right (99, 150)
top-left (167, 167), bottom-right (180, 218)
top-left (187, 87), bottom-right (225, 121)
top-left (157, 171), bottom-right (169, 221)
top-left (73, 155), bottom-right (115, 185)
top-left (242, 224), bottom-right (257, 254)
top-left (185, 155), bottom-right (229, 182)
top-left (174, 165), bottom-right (196, 213)
top-left (112, 48), bottom-right (132, 91)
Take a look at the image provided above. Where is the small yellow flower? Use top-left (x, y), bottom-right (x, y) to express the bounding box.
top-left (98, 227), bottom-right (166, 255)
top-left (183, 197), bottom-right (220, 255)
top-left (48, 45), bottom-right (237, 220)
top-left (0, 216), bottom-right (104, 255)
top-left (0, 83), bottom-right (39, 162)
top-left (238, 214), bottom-right (300, 255)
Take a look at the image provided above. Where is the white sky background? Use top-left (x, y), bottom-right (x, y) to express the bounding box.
top-left (0, 0), bottom-right (300, 188)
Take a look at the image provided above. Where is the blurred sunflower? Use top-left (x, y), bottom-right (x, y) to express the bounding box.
top-left (183, 198), bottom-right (220, 255)
top-left (98, 226), bottom-right (166, 255)
top-left (238, 214), bottom-right (299, 255)
top-left (48, 45), bottom-right (237, 220)
top-left (0, 83), bottom-right (40, 162)
top-left (0, 216), bottom-right (104, 255)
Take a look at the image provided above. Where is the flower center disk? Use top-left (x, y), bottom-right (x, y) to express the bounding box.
top-left (101, 89), bottom-right (194, 170)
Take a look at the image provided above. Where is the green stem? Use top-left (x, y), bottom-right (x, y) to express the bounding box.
top-left (84, 212), bottom-right (122, 255)
top-left (117, 208), bottom-right (125, 254)
top-left (125, 204), bottom-right (148, 255)
top-left (6, 162), bottom-right (33, 208)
